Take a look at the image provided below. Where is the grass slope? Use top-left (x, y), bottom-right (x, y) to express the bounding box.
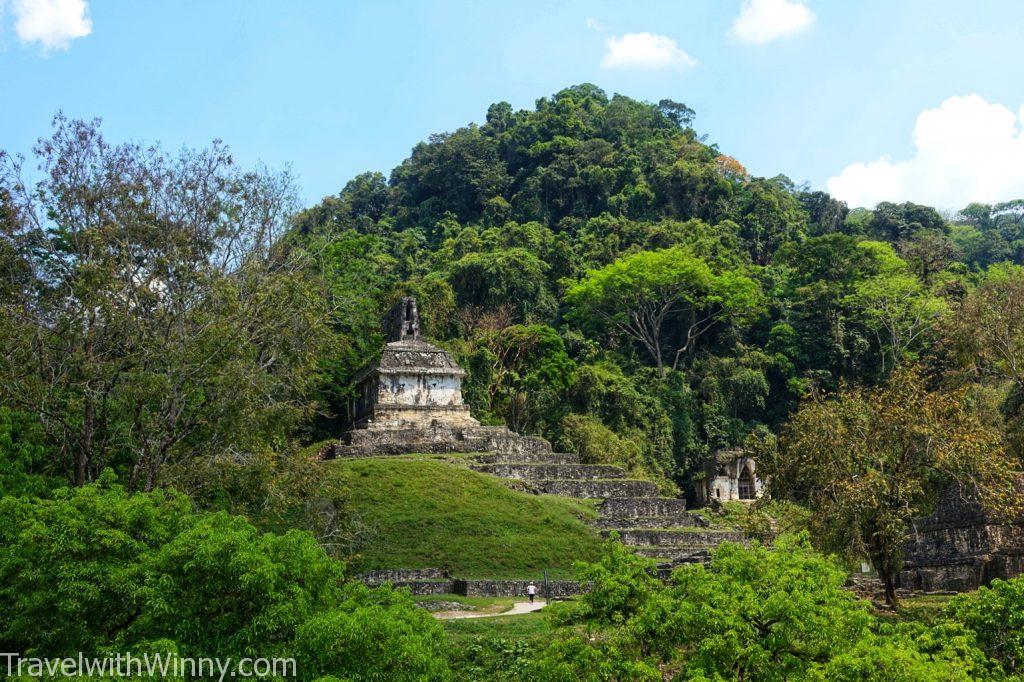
top-left (328, 456), bottom-right (602, 579)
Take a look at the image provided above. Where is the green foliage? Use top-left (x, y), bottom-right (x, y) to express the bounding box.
top-left (571, 535), bottom-right (661, 625)
top-left (295, 583), bottom-right (452, 681)
top-left (448, 248), bottom-right (554, 320)
top-left (560, 363), bottom-right (676, 487)
top-left (0, 408), bottom-right (61, 496)
top-left (637, 534), bottom-right (872, 679)
top-left (564, 246), bottom-right (761, 375)
top-left (0, 116), bottom-right (333, 489)
top-left (534, 535), bottom-right (999, 681)
top-left (522, 636), bottom-right (661, 682)
top-left (768, 369), bottom-right (1020, 606)
top-left (0, 477), bottom-right (450, 681)
top-left (161, 447), bottom-right (351, 555)
top-left (944, 576), bottom-right (1024, 674)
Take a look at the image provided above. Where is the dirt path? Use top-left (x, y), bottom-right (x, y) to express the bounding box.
top-left (433, 600), bottom-right (547, 620)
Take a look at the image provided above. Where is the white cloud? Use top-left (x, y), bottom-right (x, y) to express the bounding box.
top-left (729, 0), bottom-right (814, 45)
top-left (12, 0), bottom-right (91, 51)
top-left (586, 17), bottom-right (604, 32)
top-left (827, 95), bottom-right (1024, 210)
top-left (601, 32), bottom-right (697, 71)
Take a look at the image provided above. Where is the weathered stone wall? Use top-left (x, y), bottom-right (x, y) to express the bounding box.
top-left (378, 373), bottom-right (463, 407)
top-left (598, 497), bottom-right (687, 518)
top-left (538, 479), bottom-right (659, 498)
top-left (899, 485), bottom-right (1024, 592)
top-left (358, 568), bottom-right (450, 584)
top-left (454, 579), bottom-right (583, 598)
top-left (353, 569), bottom-right (585, 598)
top-left (324, 424), bottom-right (552, 458)
top-left (608, 529), bottom-right (745, 548)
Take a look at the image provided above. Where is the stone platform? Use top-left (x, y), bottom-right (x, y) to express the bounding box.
top-left (322, 424), bottom-right (552, 458)
top-left (899, 484), bottom-right (1024, 592)
top-left (468, 449), bottom-right (746, 571)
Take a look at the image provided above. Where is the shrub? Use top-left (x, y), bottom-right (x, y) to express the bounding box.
top-left (0, 476), bottom-right (450, 680)
top-left (633, 534), bottom-right (873, 679)
top-left (944, 576), bottom-right (1024, 675)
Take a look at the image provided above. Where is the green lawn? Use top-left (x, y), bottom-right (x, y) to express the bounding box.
top-left (328, 456), bottom-right (603, 579)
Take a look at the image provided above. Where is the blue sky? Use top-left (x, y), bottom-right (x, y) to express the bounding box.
top-left (2, 0), bottom-right (1023, 209)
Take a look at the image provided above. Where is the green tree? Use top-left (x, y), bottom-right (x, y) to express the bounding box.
top-left (564, 247), bottom-right (761, 376)
top-left (850, 243), bottom-right (947, 374)
top-left (0, 116), bottom-right (332, 489)
top-left (767, 369), bottom-right (1021, 606)
top-left (448, 248), bottom-right (553, 320)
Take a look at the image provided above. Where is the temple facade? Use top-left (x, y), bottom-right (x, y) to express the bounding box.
top-left (326, 298), bottom-right (549, 458)
top-left (346, 298), bottom-right (478, 430)
top-left (694, 449), bottom-right (763, 506)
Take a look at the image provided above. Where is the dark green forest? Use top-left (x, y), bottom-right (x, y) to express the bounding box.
top-left (3, 85), bottom-right (1024, 679)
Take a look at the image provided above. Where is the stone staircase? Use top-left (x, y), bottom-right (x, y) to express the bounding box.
top-left (469, 449), bottom-right (744, 571)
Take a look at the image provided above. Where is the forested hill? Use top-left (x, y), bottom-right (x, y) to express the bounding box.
top-left (292, 83), bottom-right (1024, 493)
top-left (3, 85), bottom-right (1023, 499)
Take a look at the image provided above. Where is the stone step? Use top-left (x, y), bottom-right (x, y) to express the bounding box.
top-left (473, 451), bottom-right (581, 465)
top-left (634, 547), bottom-right (713, 565)
top-left (472, 463), bottom-right (626, 481)
top-left (326, 425), bottom-right (551, 458)
top-left (598, 497), bottom-right (687, 518)
top-left (592, 514), bottom-right (708, 530)
top-left (607, 528), bottom-right (745, 549)
top-left (537, 479), bottom-right (659, 499)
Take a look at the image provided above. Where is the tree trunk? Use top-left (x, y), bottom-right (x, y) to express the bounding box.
top-left (880, 567), bottom-right (899, 608)
top-left (77, 389), bottom-right (94, 487)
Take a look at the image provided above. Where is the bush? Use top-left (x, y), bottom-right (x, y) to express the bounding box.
top-left (0, 477), bottom-right (450, 680)
top-left (944, 576), bottom-right (1024, 675)
top-left (559, 534), bottom-right (998, 680)
top-left (634, 534), bottom-right (873, 679)
top-left (294, 583), bottom-right (451, 681)
top-left (571, 535), bottom-right (660, 625)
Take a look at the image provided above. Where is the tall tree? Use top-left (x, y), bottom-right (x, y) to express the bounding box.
top-left (767, 369), bottom-right (1021, 606)
top-left (564, 247), bottom-right (761, 376)
top-left (947, 263), bottom-right (1024, 387)
top-left (0, 115), bottom-right (331, 489)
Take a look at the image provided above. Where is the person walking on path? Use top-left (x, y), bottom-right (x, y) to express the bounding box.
top-left (527, 582), bottom-right (537, 604)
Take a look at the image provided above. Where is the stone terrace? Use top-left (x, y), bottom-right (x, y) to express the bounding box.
top-left (468, 448), bottom-right (744, 571)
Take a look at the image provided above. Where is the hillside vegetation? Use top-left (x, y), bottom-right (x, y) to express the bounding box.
top-left (330, 456), bottom-right (601, 578)
top-left (4, 85), bottom-right (1024, 678)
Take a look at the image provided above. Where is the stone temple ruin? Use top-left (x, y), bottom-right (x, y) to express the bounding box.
top-left (899, 482), bottom-right (1024, 592)
top-left (694, 449), bottom-right (764, 506)
top-left (325, 297), bottom-right (551, 457)
top-left (324, 298), bottom-right (742, 578)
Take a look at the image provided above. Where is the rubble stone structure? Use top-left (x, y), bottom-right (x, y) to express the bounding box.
top-left (899, 483), bottom-right (1024, 592)
top-left (694, 449), bottom-right (763, 506)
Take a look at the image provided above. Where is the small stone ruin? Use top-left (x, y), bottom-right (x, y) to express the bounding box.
top-left (323, 297), bottom-right (550, 457)
top-left (899, 482), bottom-right (1024, 592)
top-left (693, 448), bottom-right (764, 506)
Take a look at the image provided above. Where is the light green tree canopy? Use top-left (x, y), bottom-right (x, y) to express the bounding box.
top-left (564, 246), bottom-right (762, 375)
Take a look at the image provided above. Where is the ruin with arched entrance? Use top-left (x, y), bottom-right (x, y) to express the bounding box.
top-left (694, 449), bottom-right (763, 506)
